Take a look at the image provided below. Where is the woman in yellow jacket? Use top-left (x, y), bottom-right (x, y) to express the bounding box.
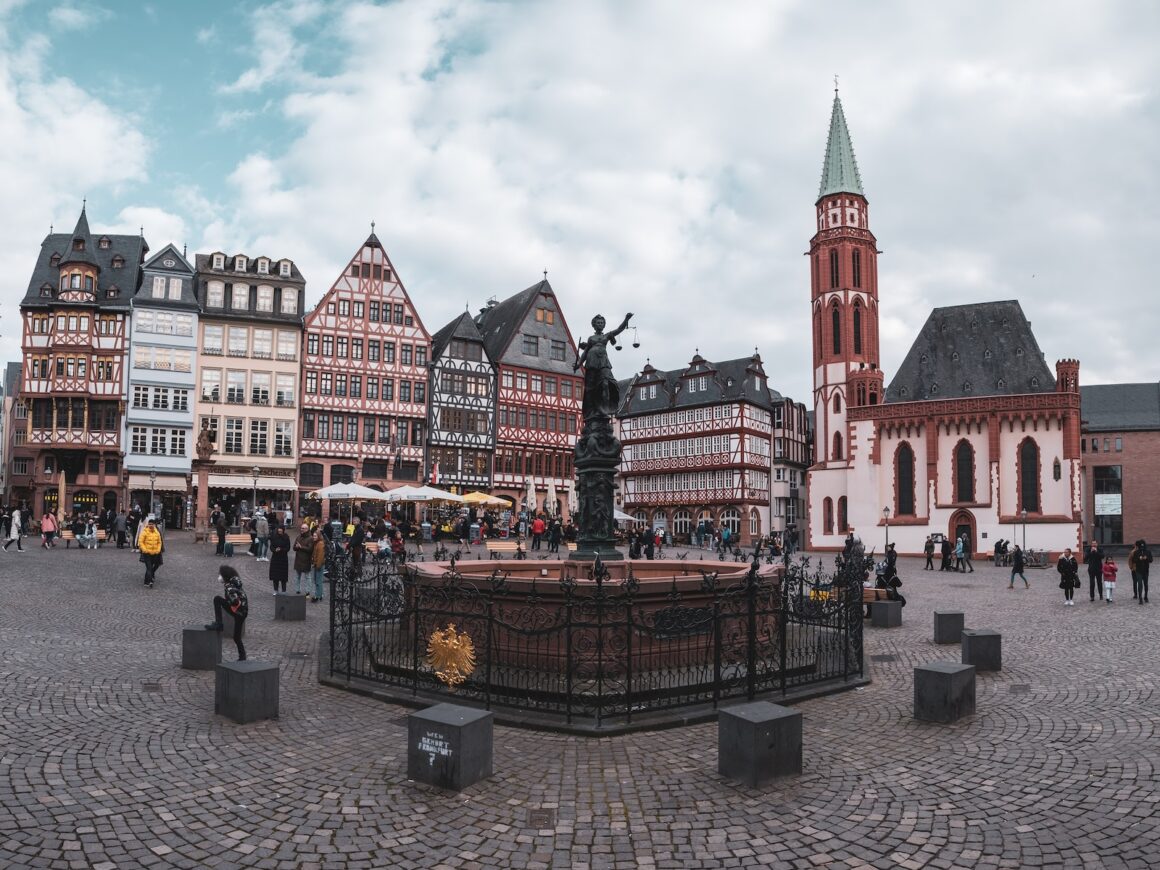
top-left (139, 516), bottom-right (164, 588)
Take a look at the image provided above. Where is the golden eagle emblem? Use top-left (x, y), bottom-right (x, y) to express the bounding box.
top-left (426, 623), bottom-right (476, 689)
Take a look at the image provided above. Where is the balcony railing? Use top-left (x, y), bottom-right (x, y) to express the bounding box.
top-left (204, 347), bottom-right (223, 356)
top-left (227, 349), bottom-right (248, 357)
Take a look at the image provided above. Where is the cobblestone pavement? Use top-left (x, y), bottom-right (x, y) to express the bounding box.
top-left (1, 539), bottom-right (1157, 869)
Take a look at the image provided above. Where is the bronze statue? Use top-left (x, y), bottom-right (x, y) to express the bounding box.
top-left (196, 424), bottom-right (215, 462)
top-left (575, 312), bottom-right (633, 420)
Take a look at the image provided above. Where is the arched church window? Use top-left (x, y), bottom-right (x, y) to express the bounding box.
top-left (838, 497), bottom-right (848, 532)
top-left (955, 440), bottom-right (975, 502)
top-left (833, 393), bottom-right (842, 413)
top-left (853, 301), bottom-right (863, 355)
top-left (1053, 458), bottom-right (1062, 481)
top-left (852, 250), bottom-right (861, 288)
top-left (823, 497), bottom-right (834, 535)
top-left (832, 431), bottom-right (843, 461)
top-left (831, 305), bottom-right (841, 355)
top-left (896, 443), bottom-right (915, 516)
top-left (829, 249), bottom-right (839, 289)
top-left (1019, 438), bottom-right (1040, 513)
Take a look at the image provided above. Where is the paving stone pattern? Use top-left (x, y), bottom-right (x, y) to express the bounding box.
top-left (1, 542), bottom-right (1157, 868)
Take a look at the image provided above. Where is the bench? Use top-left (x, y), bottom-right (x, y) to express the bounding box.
top-left (224, 533), bottom-right (252, 555)
top-left (485, 539), bottom-right (526, 560)
top-left (61, 529), bottom-right (108, 548)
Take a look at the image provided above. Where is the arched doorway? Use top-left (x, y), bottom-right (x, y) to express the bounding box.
top-left (949, 509), bottom-right (976, 554)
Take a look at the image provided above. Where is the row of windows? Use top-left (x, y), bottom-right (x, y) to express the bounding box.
top-left (133, 347), bottom-right (193, 372)
top-left (439, 408), bottom-right (490, 434)
top-left (13, 457), bottom-right (119, 477)
top-left (132, 386), bottom-right (190, 412)
top-left (306, 334), bottom-right (426, 366)
top-left (499, 371), bottom-right (577, 397)
top-left (28, 356), bottom-right (117, 381)
top-left (204, 281), bottom-right (298, 314)
top-left (304, 371), bottom-right (425, 402)
top-left (28, 398), bottom-right (119, 431)
top-left (495, 448), bottom-right (573, 479)
top-left (621, 404), bottom-right (743, 432)
top-left (210, 254), bottom-right (293, 277)
top-left (627, 470), bottom-right (739, 494)
top-left (323, 298), bottom-right (411, 326)
top-left (197, 417), bottom-right (294, 457)
top-left (149, 276), bottom-right (186, 300)
top-left (200, 370), bottom-right (296, 406)
top-left (204, 325), bottom-right (298, 358)
top-left (129, 427), bottom-right (188, 456)
top-left (497, 406), bottom-right (577, 434)
top-left (520, 334), bottom-right (568, 360)
top-left (1083, 436), bottom-right (1123, 454)
top-left (137, 310), bottom-right (194, 336)
top-left (427, 447), bottom-right (491, 478)
top-left (29, 313), bottom-right (117, 334)
top-left (301, 412), bottom-right (424, 447)
top-left (346, 262), bottom-right (392, 281)
top-left (625, 434), bottom-right (735, 461)
top-left (448, 339), bottom-right (484, 361)
top-left (439, 370), bottom-right (490, 397)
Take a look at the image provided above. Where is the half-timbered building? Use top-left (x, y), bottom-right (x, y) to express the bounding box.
top-left (299, 232), bottom-right (431, 503)
top-left (617, 353), bottom-right (779, 546)
top-left (473, 280), bottom-right (582, 516)
top-left (18, 206), bottom-right (146, 517)
top-left (805, 93), bottom-right (1082, 555)
top-left (124, 244), bottom-right (198, 526)
top-left (193, 250), bottom-right (305, 519)
top-left (427, 312), bottom-right (497, 492)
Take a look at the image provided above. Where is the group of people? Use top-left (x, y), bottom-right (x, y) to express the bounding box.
top-left (2, 503), bottom-right (155, 553)
top-left (922, 534), bottom-right (975, 573)
top-left (1056, 540), bottom-right (1152, 606)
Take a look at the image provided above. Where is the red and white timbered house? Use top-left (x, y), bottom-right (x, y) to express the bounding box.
top-left (474, 280), bottom-right (582, 518)
top-left (299, 232), bottom-right (431, 504)
top-left (17, 206), bottom-right (146, 518)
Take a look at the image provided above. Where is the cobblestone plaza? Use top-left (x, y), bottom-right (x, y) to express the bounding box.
top-left (0, 541), bottom-right (1157, 869)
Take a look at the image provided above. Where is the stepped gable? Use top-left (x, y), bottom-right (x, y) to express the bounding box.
top-left (884, 300), bottom-right (1056, 403)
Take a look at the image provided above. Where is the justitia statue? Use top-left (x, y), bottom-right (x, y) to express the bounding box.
top-left (570, 312), bottom-right (633, 562)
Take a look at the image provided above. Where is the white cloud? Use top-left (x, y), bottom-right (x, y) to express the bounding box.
top-left (47, 2), bottom-right (110, 31)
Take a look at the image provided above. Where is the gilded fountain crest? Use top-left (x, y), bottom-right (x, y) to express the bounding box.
top-left (426, 623), bottom-right (477, 689)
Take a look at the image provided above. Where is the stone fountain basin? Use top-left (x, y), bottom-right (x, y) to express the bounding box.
top-left (410, 558), bottom-right (779, 588)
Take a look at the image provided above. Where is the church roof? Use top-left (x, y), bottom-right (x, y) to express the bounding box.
top-left (884, 301), bottom-right (1056, 403)
top-left (1080, 383), bottom-right (1160, 432)
top-left (818, 94), bottom-right (864, 200)
top-left (431, 310), bottom-right (488, 360)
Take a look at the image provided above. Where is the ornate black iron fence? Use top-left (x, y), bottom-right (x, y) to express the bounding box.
top-left (328, 552), bottom-right (865, 728)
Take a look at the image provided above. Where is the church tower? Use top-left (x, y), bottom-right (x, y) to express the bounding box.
top-left (809, 90), bottom-right (881, 468)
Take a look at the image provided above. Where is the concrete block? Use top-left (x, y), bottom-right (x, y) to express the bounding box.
top-left (214, 661), bottom-right (279, 724)
top-left (961, 629), bottom-right (1002, 672)
top-left (870, 599), bottom-right (902, 628)
top-left (914, 662), bottom-right (976, 723)
top-left (274, 592), bottom-right (307, 621)
top-left (407, 703), bottom-right (493, 791)
top-left (181, 626), bottom-right (222, 670)
top-left (717, 701), bottom-right (803, 786)
top-left (933, 611), bottom-right (965, 644)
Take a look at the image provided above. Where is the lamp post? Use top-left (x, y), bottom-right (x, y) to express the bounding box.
top-left (149, 468), bottom-right (156, 521)
top-left (1021, 508), bottom-right (1028, 550)
top-left (882, 505), bottom-right (891, 551)
top-left (251, 465), bottom-right (260, 517)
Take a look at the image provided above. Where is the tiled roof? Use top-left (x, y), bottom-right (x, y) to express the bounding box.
top-left (472, 280), bottom-right (546, 362)
top-left (885, 300), bottom-right (1056, 403)
top-left (1080, 383), bottom-right (1160, 432)
top-left (618, 353), bottom-right (777, 416)
top-left (432, 310), bottom-right (488, 360)
top-left (818, 94), bottom-right (864, 200)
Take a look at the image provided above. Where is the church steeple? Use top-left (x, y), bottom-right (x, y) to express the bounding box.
top-left (817, 93), bottom-right (864, 201)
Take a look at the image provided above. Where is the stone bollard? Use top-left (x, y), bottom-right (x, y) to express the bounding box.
top-left (181, 626), bottom-right (222, 670)
top-left (407, 703), bottom-right (493, 791)
top-left (961, 629), bottom-right (1002, 672)
top-left (717, 701), bottom-right (802, 786)
top-left (274, 592), bottom-right (307, 621)
top-left (914, 662), bottom-right (976, 723)
top-left (870, 599), bottom-right (902, 628)
top-left (214, 661), bottom-right (279, 724)
top-left (933, 611), bottom-right (965, 645)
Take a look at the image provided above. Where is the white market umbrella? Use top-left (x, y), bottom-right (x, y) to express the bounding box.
top-left (567, 486), bottom-right (578, 516)
top-left (546, 480), bottom-right (558, 515)
top-left (386, 485), bottom-right (466, 503)
top-left (613, 508), bottom-right (635, 523)
top-left (308, 482), bottom-right (389, 500)
top-left (524, 478), bottom-right (536, 512)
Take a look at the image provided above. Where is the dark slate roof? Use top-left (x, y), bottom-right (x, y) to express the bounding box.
top-left (4, 361), bottom-right (20, 397)
top-left (135, 243), bottom-right (200, 311)
top-left (22, 210), bottom-right (147, 309)
top-left (618, 353), bottom-right (777, 416)
top-left (431, 310), bottom-right (488, 360)
top-left (59, 207), bottom-right (100, 269)
top-left (884, 300), bottom-right (1055, 403)
top-left (1080, 383), bottom-right (1160, 432)
top-left (472, 280), bottom-right (546, 362)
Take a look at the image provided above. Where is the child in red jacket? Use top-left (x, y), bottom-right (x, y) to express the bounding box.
top-left (1102, 556), bottom-right (1118, 604)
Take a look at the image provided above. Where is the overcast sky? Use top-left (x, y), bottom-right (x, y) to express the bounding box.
top-left (1, 0), bottom-right (1156, 403)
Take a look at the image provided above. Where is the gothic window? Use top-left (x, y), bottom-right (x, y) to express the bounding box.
top-left (896, 443), bottom-right (915, 516)
top-left (852, 249), bottom-right (861, 288)
top-left (955, 440), bottom-right (975, 503)
top-left (823, 497), bottom-right (834, 535)
top-left (838, 497), bottom-right (848, 532)
top-left (1053, 458), bottom-right (1062, 481)
top-left (853, 300), bottom-right (863, 354)
top-left (833, 393), bottom-right (842, 413)
top-left (1019, 438), bottom-right (1040, 513)
top-left (829, 249), bottom-right (839, 289)
top-left (831, 304), bottom-right (841, 355)
top-left (856, 384), bottom-right (867, 406)
top-left (832, 431), bottom-right (843, 461)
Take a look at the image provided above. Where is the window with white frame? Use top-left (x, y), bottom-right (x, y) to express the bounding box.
top-left (203, 324), bottom-right (223, 353)
top-left (276, 330), bottom-right (295, 358)
top-left (170, 429), bottom-right (187, 456)
top-left (132, 385), bottom-right (148, 408)
top-left (228, 326), bottom-right (248, 355)
top-left (252, 329), bottom-right (272, 358)
top-left (280, 289), bottom-right (297, 314)
top-left (212, 254), bottom-right (224, 269)
top-left (251, 372), bottom-right (270, 405)
top-left (150, 428), bottom-right (167, 455)
top-left (151, 276), bottom-right (166, 298)
top-left (256, 285), bottom-right (273, 312)
top-left (276, 374), bottom-right (295, 406)
top-left (131, 427), bottom-right (148, 453)
top-left (151, 388), bottom-right (170, 410)
top-left (235, 256), bottom-right (247, 272)
top-left (173, 390), bottom-right (189, 412)
top-left (154, 311), bottom-right (174, 334)
top-left (168, 277), bottom-right (182, 300)
top-left (201, 369), bottom-right (221, 401)
top-left (207, 280), bottom-right (224, 307)
top-left (175, 314), bottom-right (193, 336)
top-left (226, 371), bottom-right (246, 403)
top-left (257, 258), bottom-right (269, 274)
top-left (279, 260), bottom-right (291, 277)
top-left (224, 418), bottom-right (243, 453)
top-left (274, 421), bottom-right (293, 456)
top-left (231, 283), bottom-right (249, 310)
top-left (249, 419), bottom-right (268, 454)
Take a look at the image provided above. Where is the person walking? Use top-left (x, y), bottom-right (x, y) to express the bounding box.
top-left (205, 565), bottom-right (248, 661)
top-left (1129, 541), bottom-right (1142, 601)
top-left (923, 536), bottom-right (934, 570)
top-left (954, 536), bottom-right (965, 572)
top-left (348, 517), bottom-right (367, 575)
top-left (2, 507), bottom-right (23, 552)
top-left (254, 511), bottom-right (270, 562)
top-left (114, 509), bottom-right (128, 549)
top-left (1057, 547), bottom-right (1080, 606)
top-left (40, 510), bottom-right (58, 548)
top-left (548, 519), bottom-right (562, 554)
top-left (268, 523), bottom-right (290, 593)
top-left (1102, 556), bottom-right (1118, 604)
top-left (940, 537), bottom-right (952, 571)
top-left (1008, 544), bottom-right (1030, 589)
top-left (960, 535), bottom-right (974, 573)
top-left (139, 516), bottom-right (164, 588)
top-left (530, 514), bottom-right (546, 550)
top-left (1136, 540), bottom-right (1152, 604)
top-left (1085, 540), bottom-right (1105, 602)
top-left (292, 524), bottom-right (314, 594)
top-left (212, 505), bottom-right (227, 556)
top-left (311, 530), bottom-right (327, 602)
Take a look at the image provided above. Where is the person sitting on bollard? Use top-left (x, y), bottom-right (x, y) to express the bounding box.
top-left (205, 565), bottom-right (248, 661)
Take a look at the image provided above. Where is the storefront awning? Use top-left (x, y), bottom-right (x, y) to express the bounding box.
top-left (207, 473), bottom-right (298, 491)
top-left (127, 473), bottom-right (188, 493)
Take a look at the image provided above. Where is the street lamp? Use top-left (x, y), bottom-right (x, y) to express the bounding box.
top-left (1021, 508), bottom-right (1028, 550)
top-left (251, 465), bottom-right (260, 517)
top-left (149, 468), bottom-right (157, 521)
top-left (882, 505), bottom-right (891, 550)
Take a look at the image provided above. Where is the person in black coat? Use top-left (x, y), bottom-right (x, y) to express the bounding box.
top-left (1084, 541), bottom-right (1105, 602)
top-left (1008, 545), bottom-right (1029, 589)
top-left (268, 524), bottom-right (291, 593)
top-left (940, 537), bottom-right (953, 571)
top-left (1136, 540), bottom-right (1152, 604)
top-left (1057, 548), bottom-right (1080, 606)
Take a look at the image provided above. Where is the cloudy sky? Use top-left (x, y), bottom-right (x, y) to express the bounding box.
top-left (0, 0), bottom-right (1156, 403)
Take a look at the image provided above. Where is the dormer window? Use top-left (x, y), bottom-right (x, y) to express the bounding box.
top-left (213, 254), bottom-right (224, 270)
top-left (257, 258), bottom-right (269, 274)
top-left (98, 236), bottom-right (111, 249)
top-left (111, 255), bottom-right (124, 269)
top-left (951, 351), bottom-right (960, 362)
top-left (39, 284), bottom-right (53, 297)
top-left (984, 349), bottom-right (992, 360)
top-left (1030, 377), bottom-right (1040, 388)
top-left (997, 378), bottom-right (1006, 390)
top-left (235, 256), bottom-right (247, 272)
top-left (1015, 347), bottom-right (1025, 357)
top-left (50, 253), bottom-right (61, 267)
top-left (106, 286), bottom-right (119, 298)
top-left (279, 260), bottom-right (291, 277)
top-left (73, 239), bottom-right (85, 251)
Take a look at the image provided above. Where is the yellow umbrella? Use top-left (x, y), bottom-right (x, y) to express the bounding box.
top-left (463, 491), bottom-right (505, 506)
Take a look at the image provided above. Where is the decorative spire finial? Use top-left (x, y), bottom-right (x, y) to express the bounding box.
top-left (834, 74), bottom-right (839, 95)
top-left (543, 268), bottom-right (548, 281)
top-left (371, 219), bottom-right (375, 233)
